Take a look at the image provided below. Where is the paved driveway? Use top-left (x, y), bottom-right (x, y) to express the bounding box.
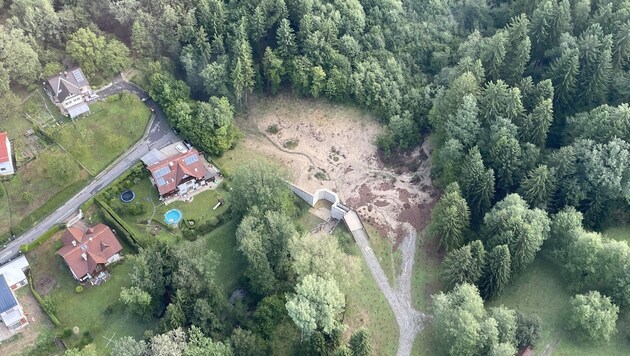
top-left (0, 80), bottom-right (179, 265)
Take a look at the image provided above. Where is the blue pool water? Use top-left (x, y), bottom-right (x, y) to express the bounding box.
top-left (164, 209), bottom-right (183, 225)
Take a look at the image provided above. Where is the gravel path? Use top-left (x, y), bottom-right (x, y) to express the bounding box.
top-left (345, 211), bottom-right (430, 356)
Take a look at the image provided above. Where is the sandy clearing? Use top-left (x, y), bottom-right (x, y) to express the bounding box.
top-left (238, 94), bottom-right (438, 248)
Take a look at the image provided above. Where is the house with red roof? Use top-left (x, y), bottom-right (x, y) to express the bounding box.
top-left (141, 142), bottom-right (218, 199)
top-left (0, 132), bottom-right (15, 176)
top-left (56, 224), bottom-right (123, 282)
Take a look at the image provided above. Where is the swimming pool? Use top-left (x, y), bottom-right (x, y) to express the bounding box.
top-left (164, 209), bottom-right (183, 225)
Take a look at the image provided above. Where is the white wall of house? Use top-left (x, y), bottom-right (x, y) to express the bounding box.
top-left (0, 136), bottom-right (14, 176)
top-left (62, 95), bottom-right (84, 109)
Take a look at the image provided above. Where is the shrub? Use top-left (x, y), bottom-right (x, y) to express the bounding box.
top-left (62, 327), bottom-right (73, 338)
top-left (266, 125), bottom-right (279, 134)
top-left (75, 286), bottom-right (84, 294)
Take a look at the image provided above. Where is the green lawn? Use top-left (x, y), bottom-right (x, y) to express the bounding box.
top-left (411, 230), bottom-right (443, 311)
top-left (1, 147), bottom-right (88, 236)
top-left (364, 224), bottom-right (401, 286)
top-left (338, 228), bottom-right (399, 356)
top-left (199, 219), bottom-right (246, 295)
top-left (214, 142), bottom-right (275, 176)
top-left (115, 176), bottom-right (232, 244)
top-left (604, 224), bottom-right (630, 244)
top-left (28, 234), bottom-right (157, 353)
top-left (49, 94), bottom-right (151, 173)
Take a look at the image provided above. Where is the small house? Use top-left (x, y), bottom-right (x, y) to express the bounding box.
top-left (56, 224), bottom-right (123, 282)
top-left (0, 132), bottom-right (15, 176)
top-left (0, 275), bottom-right (28, 332)
top-left (0, 255), bottom-right (30, 290)
top-left (44, 68), bottom-right (93, 118)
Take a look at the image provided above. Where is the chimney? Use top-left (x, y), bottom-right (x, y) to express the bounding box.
top-left (81, 253), bottom-right (87, 261)
top-left (169, 161), bottom-right (174, 167)
top-left (72, 240), bottom-right (77, 247)
top-left (64, 71), bottom-right (68, 77)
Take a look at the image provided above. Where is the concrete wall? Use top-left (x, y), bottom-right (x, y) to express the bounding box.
top-left (290, 184), bottom-right (348, 220)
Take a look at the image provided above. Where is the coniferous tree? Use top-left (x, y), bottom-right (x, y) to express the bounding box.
top-left (276, 18), bottom-right (296, 59)
top-left (501, 15), bottom-right (531, 85)
top-left (231, 20), bottom-right (255, 106)
top-left (520, 165), bottom-right (557, 210)
top-left (521, 98), bottom-right (554, 147)
top-left (548, 45), bottom-right (580, 109)
top-left (429, 182), bottom-right (471, 252)
top-left (262, 47), bottom-right (284, 94)
top-left (480, 245), bottom-right (512, 299)
top-left (441, 240), bottom-right (486, 290)
top-left (349, 328), bottom-right (371, 356)
top-left (459, 147), bottom-right (496, 221)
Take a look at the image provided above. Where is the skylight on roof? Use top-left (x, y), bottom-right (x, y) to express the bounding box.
top-left (183, 154), bottom-right (199, 165)
top-left (154, 166), bottom-right (171, 178)
top-left (72, 69), bottom-right (85, 83)
top-left (157, 177), bottom-right (166, 186)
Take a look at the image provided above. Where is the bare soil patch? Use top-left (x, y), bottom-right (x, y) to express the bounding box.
top-left (238, 94), bottom-right (438, 248)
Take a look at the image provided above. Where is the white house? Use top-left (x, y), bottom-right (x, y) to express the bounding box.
top-left (0, 256), bottom-right (29, 291)
top-left (44, 68), bottom-right (93, 118)
top-left (0, 132), bottom-right (15, 176)
top-left (0, 275), bottom-right (28, 332)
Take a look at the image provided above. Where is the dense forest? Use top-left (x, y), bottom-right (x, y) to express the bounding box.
top-left (2, 0), bottom-right (630, 355)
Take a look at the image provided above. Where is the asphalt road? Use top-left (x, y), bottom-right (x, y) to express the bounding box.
top-left (0, 79), bottom-right (179, 265)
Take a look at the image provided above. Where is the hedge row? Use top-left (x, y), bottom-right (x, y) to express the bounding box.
top-left (95, 198), bottom-right (146, 250)
top-left (19, 224), bottom-right (62, 253)
top-left (27, 272), bottom-right (61, 326)
top-left (80, 197), bottom-right (95, 212)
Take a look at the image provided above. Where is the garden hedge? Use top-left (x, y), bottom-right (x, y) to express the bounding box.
top-left (19, 224), bottom-right (62, 253)
top-left (96, 198), bottom-right (146, 250)
top-left (27, 272), bottom-right (61, 326)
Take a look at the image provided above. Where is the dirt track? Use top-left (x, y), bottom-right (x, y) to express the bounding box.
top-left (239, 94), bottom-right (438, 355)
top-left (239, 94), bottom-right (438, 246)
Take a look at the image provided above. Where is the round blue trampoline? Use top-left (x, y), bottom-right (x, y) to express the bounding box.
top-left (120, 190), bottom-right (135, 203)
top-left (164, 209), bottom-right (183, 225)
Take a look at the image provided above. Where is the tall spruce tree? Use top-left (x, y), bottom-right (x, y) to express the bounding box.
top-left (429, 182), bottom-right (471, 252)
top-left (480, 245), bottom-right (512, 299)
top-left (459, 146), bottom-right (496, 221)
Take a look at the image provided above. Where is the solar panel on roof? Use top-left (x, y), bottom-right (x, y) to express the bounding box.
top-left (183, 155), bottom-right (199, 165)
top-left (154, 166), bottom-right (170, 178)
top-left (72, 69), bottom-right (85, 83)
top-left (157, 178), bottom-right (166, 186)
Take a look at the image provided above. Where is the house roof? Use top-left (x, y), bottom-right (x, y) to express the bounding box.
top-left (67, 102), bottom-right (90, 118)
top-left (140, 148), bottom-right (168, 166)
top-left (0, 132), bottom-right (9, 163)
top-left (0, 255), bottom-right (29, 288)
top-left (56, 224), bottom-right (123, 279)
top-left (46, 68), bottom-right (89, 102)
top-left (0, 275), bottom-right (18, 314)
top-left (146, 148), bottom-right (209, 196)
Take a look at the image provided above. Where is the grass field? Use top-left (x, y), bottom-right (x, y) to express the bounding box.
top-left (363, 224), bottom-right (401, 286)
top-left (604, 224), bottom-right (630, 244)
top-left (413, 254), bottom-right (630, 355)
top-left (49, 94), bottom-right (151, 173)
top-left (341, 228), bottom-right (399, 356)
top-left (0, 147), bottom-right (88, 237)
top-left (199, 219), bottom-right (246, 295)
top-left (28, 233), bottom-right (157, 352)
